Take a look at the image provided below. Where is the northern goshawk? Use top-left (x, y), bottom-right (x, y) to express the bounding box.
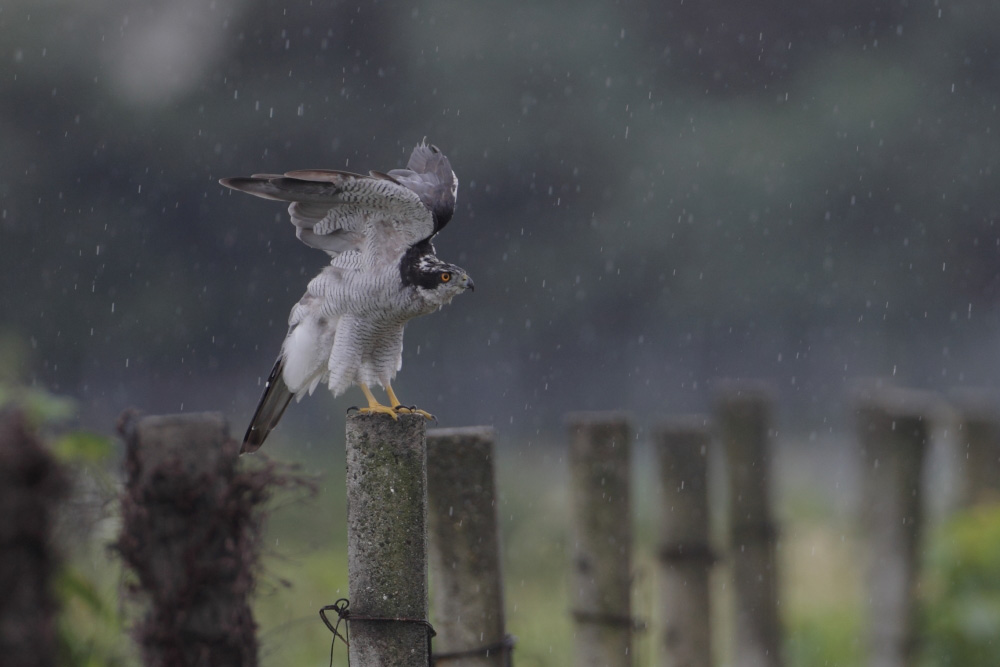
top-left (221, 141), bottom-right (473, 452)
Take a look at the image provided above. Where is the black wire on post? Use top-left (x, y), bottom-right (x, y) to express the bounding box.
top-left (320, 598), bottom-right (437, 667)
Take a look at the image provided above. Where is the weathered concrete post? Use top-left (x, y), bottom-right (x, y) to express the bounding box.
top-left (654, 417), bottom-right (714, 667)
top-left (950, 389), bottom-right (1000, 507)
top-left (0, 410), bottom-right (67, 667)
top-left (567, 412), bottom-right (633, 667)
top-left (716, 384), bottom-right (783, 667)
top-left (346, 413), bottom-right (430, 667)
top-left (426, 427), bottom-right (511, 666)
top-left (855, 387), bottom-right (935, 667)
top-left (117, 411), bottom-right (259, 667)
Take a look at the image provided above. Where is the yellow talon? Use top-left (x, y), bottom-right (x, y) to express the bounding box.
top-left (358, 384), bottom-right (398, 420)
top-left (396, 407), bottom-right (436, 420)
top-left (385, 384), bottom-right (436, 421)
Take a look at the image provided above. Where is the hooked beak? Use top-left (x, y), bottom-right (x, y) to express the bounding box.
top-left (462, 275), bottom-right (475, 291)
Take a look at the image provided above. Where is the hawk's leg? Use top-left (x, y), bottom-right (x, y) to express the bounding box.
top-left (385, 384), bottom-right (435, 421)
top-left (357, 383), bottom-right (399, 420)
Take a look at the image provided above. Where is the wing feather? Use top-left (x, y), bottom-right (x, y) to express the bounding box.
top-left (221, 169), bottom-right (434, 257)
top-left (220, 141), bottom-right (458, 258)
top-left (242, 357), bottom-right (293, 453)
top-left (386, 141), bottom-right (457, 233)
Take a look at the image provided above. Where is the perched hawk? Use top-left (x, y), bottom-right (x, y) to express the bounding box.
top-left (221, 142), bottom-right (473, 453)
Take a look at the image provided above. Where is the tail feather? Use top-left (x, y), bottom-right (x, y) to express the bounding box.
top-left (242, 358), bottom-right (294, 453)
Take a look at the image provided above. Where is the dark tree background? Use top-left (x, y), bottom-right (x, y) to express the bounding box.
top-left (2, 0), bottom-right (999, 439)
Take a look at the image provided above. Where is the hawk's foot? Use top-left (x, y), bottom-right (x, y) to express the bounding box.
top-left (357, 384), bottom-right (399, 420)
top-left (358, 404), bottom-right (400, 420)
top-left (385, 384), bottom-right (436, 422)
top-left (393, 405), bottom-right (436, 422)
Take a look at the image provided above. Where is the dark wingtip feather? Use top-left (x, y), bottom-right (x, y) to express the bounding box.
top-left (241, 358), bottom-right (294, 454)
top-left (220, 176), bottom-right (253, 189)
top-left (219, 176), bottom-right (290, 202)
top-left (401, 140), bottom-right (456, 233)
top-left (241, 429), bottom-right (264, 454)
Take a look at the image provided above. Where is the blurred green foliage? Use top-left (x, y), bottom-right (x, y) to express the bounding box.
top-left (786, 609), bottom-right (863, 667)
top-left (0, 384), bottom-right (78, 426)
top-left (55, 566), bottom-right (131, 667)
top-left (922, 503), bottom-right (1000, 667)
top-left (53, 430), bottom-right (114, 464)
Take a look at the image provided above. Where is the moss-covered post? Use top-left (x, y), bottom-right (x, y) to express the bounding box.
top-left (855, 387), bottom-right (935, 667)
top-left (117, 411), bottom-right (258, 667)
top-left (950, 389), bottom-right (1000, 507)
top-left (346, 413), bottom-right (430, 667)
top-left (567, 412), bottom-right (633, 667)
top-left (426, 427), bottom-right (511, 666)
top-left (716, 384), bottom-right (783, 667)
top-left (0, 410), bottom-right (67, 667)
top-left (655, 417), bottom-right (714, 667)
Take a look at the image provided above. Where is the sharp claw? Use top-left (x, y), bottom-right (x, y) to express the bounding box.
top-left (358, 406), bottom-right (399, 420)
top-left (346, 406), bottom-right (360, 414)
top-left (387, 403), bottom-right (436, 422)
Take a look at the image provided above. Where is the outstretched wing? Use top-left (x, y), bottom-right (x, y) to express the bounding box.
top-left (220, 141), bottom-right (457, 257)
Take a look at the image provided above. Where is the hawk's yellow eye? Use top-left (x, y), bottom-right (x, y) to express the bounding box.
top-left (440, 272), bottom-right (452, 283)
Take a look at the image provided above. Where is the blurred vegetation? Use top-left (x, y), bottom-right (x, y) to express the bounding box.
top-left (922, 503), bottom-right (1000, 667)
top-left (783, 526), bottom-right (864, 667)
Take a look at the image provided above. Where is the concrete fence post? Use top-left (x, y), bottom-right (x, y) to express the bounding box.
top-left (854, 387), bottom-right (935, 667)
top-left (346, 413), bottom-right (431, 667)
top-left (426, 427), bottom-right (511, 666)
top-left (567, 412), bottom-right (633, 667)
top-left (716, 384), bottom-right (783, 667)
top-left (654, 417), bottom-right (714, 667)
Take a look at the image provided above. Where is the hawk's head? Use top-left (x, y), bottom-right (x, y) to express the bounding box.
top-left (400, 240), bottom-right (474, 307)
